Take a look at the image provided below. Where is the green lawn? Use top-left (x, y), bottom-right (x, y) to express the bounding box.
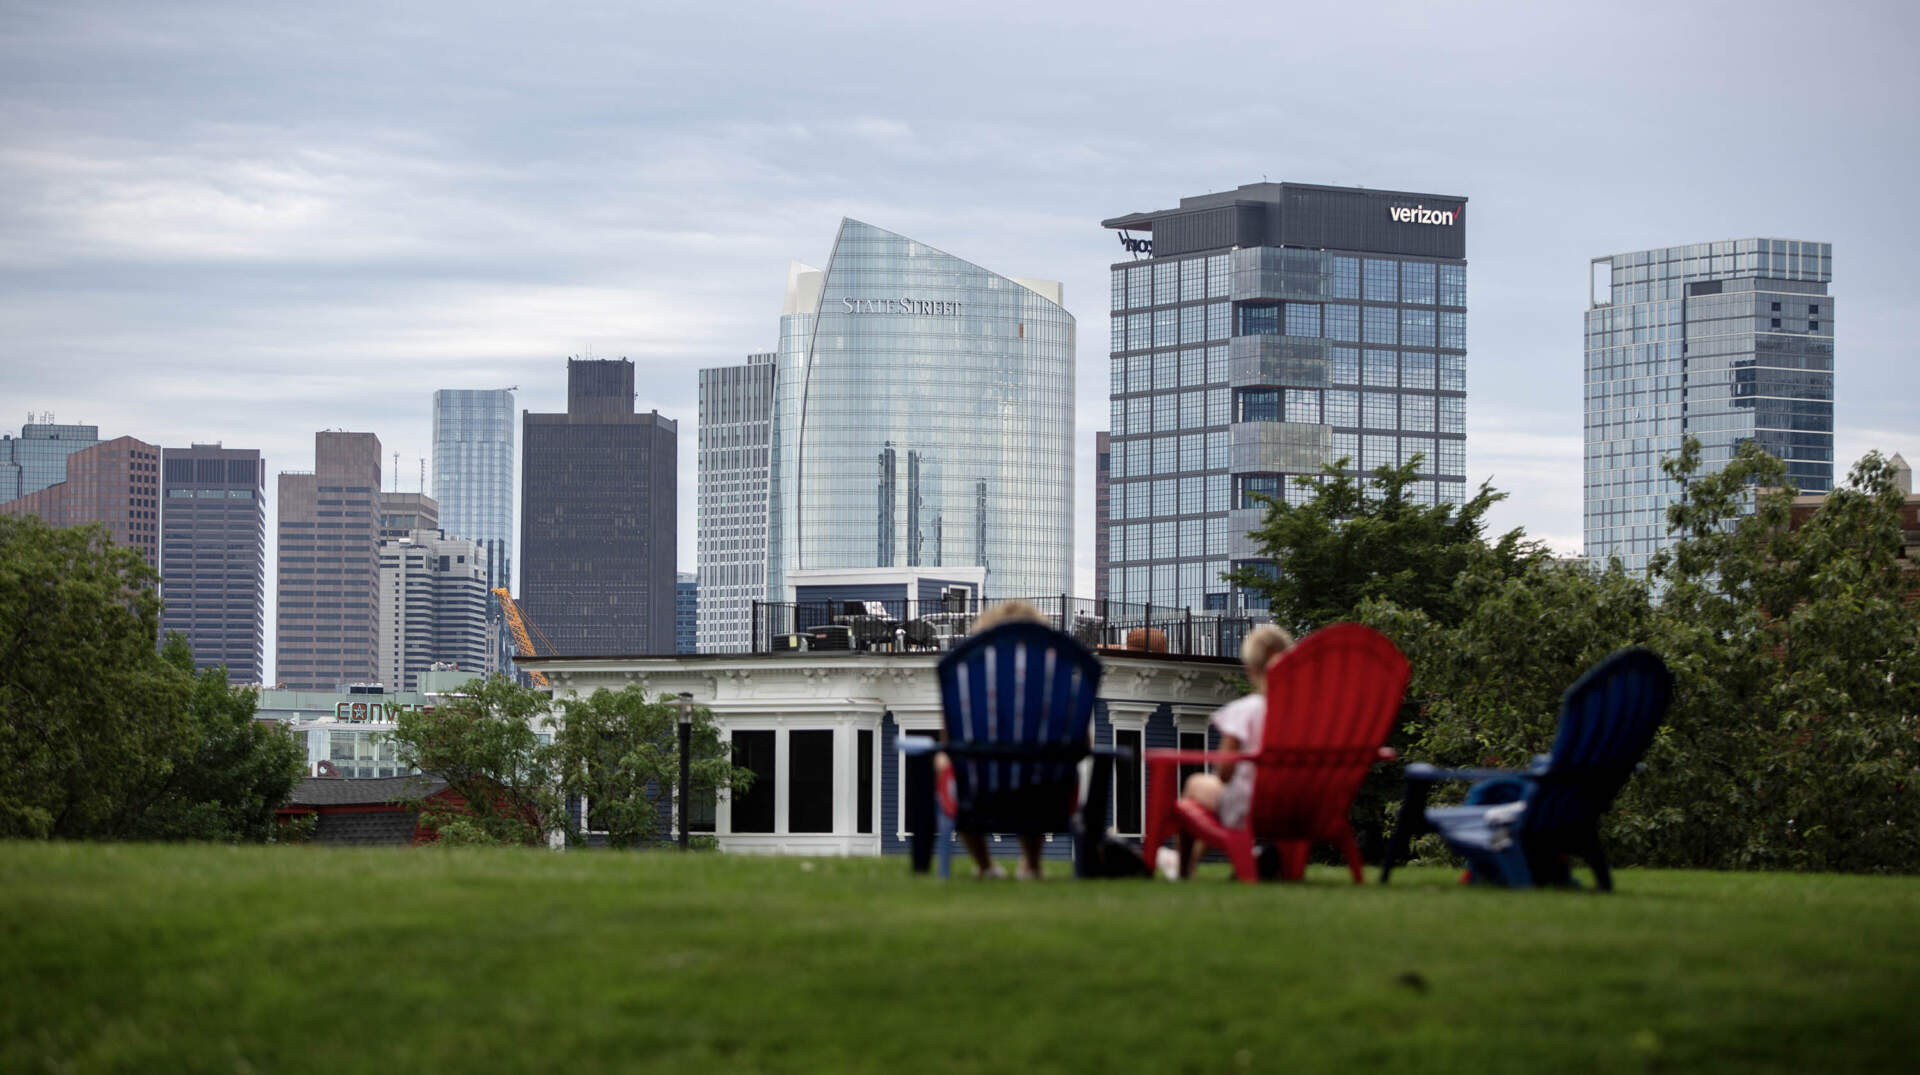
top-left (2, 845), bottom-right (1916, 1073)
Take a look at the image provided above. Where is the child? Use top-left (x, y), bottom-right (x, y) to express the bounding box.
top-left (1160, 623), bottom-right (1296, 880)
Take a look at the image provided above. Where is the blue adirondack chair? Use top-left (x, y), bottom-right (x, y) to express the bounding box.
top-left (897, 621), bottom-right (1124, 878)
top-left (1379, 647), bottom-right (1674, 890)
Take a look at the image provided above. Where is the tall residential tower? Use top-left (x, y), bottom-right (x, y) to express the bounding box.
top-left (696, 351), bottom-right (775, 652)
top-left (1584, 239), bottom-right (1833, 570)
top-left (521, 359), bottom-right (678, 656)
top-left (1101, 182), bottom-right (1469, 612)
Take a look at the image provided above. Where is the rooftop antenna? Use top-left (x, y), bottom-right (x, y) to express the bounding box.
top-left (418, 457), bottom-right (426, 494)
top-left (391, 452), bottom-right (399, 492)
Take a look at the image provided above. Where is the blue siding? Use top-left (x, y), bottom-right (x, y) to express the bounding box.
top-left (796, 583), bottom-right (910, 608)
top-left (916, 577), bottom-right (977, 607)
top-left (879, 710), bottom-right (1073, 864)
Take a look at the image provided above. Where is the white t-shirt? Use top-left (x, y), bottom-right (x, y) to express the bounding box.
top-left (1210, 693), bottom-right (1265, 829)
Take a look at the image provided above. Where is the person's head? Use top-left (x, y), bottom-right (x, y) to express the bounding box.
top-left (1241, 624), bottom-right (1296, 692)
top-left (971, 599), bottom-right (1047, 634)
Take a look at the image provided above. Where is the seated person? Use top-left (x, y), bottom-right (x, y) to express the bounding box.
top-left (1159, 623), bottom-right (1296, 880)
top-left (933, 599), bottom-right (1054, 880)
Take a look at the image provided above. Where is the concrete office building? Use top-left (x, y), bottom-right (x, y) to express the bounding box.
top-left (277, 432), bottom-right (382, 690)
top-left (377, 528), bottom-right (490, 691)
top-left (432, 388), bottom-right (516, 672)
top-left (160, 444), bottom-right (266, 683)
top-left (676, 571), bottom-right (698, 654)
top-left (377, 491), bottom-right (438, 540)
top-left (0, 421), bottom-right (100, 501)
top-left (696, 351), bottom-right (776, 652)
top-left (1101, 182), bottom-right (1469, 612)
top-left (521, 359), bottom-right (678, 656)
top-left (769, 219), bottom-right (1075, 603)
top-left (0, 435), bottom-right (161, 568)
top-left (1584, 239), bottom-right (1834, 571)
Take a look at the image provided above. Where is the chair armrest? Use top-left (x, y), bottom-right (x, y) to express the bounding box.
top-left (897, 735), bottom-right (939, 756)
top-left (1403, 761), bottom-right (1524, 783)
top-left (939, 742), bottom-right (1092, 763)
top-left (1142, 747), bottom-right (1258, 770)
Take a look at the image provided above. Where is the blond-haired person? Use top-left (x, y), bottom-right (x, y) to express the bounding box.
top-left (1160, 623), bottom-right (1296, 880)
top-left (936, 599), bottom-right (1055, 879)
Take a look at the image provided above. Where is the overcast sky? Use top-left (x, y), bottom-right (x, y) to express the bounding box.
top-left (3, 0), bottom-right (1915, 680)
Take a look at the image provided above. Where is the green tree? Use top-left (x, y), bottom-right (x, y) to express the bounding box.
top-left (0, 516), bottom-right (302, 840)
top-left (0, 518), bottom-right (191, 838)
top-left (389, 675), bottom-right (559, 845)
top-left (1230, 456), bottom-right (1541, 634)
top-left (548, 687), bottom-right (753, 848)
top-left (117, 636), bottom-right (305, 841)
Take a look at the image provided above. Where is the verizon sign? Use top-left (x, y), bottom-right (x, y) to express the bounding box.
top-left (1389, 204), bottom-right (1463, 227)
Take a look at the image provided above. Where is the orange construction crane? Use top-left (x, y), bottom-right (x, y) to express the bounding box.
top-left (492, 587), bottom-right (554, 687)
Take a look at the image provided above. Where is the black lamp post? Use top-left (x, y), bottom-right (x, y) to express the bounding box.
top-left (676, 692), bottom-right (693, 850)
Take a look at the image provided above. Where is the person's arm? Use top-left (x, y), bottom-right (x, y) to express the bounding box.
top-left (1216, 734), bottom-right (1244, 783)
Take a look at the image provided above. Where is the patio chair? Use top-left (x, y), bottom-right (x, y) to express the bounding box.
top-left (1141, 623), bottom-right (1411, 882)
top-left (1379, 647), bottom-right (1673, 890)
top-left (897, 621), bottom-right (1128, 878)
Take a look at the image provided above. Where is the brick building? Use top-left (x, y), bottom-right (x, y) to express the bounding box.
top-left (0, 435), bottom-right (161, 568)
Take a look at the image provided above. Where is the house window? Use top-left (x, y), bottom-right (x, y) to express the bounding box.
top-left (1178, 730), bottom-right (1209, 791)
top-left (731, 731), bottom-right (776, 833)
top-left (1114, 727), bottom-right (1144, 836)
top-left (788, 730), bottom-right (833, 833)
top-left (857, 729), bottom-right (874, 835)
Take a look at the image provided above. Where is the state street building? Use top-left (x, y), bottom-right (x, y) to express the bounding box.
top-left (767, 219), bottom-right (1076, 605)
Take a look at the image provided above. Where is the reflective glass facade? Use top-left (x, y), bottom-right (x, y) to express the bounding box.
top-left (1102, 182), bottom-right (1468, 612)
top-left (771, 219), bottom-right (1074, 600)
top-left (0, 422), bottom-right (100, 502)
top-left (432, 388), bottom-right (514, 671)
top-left (1584, 239), bottom-right (1834, 571)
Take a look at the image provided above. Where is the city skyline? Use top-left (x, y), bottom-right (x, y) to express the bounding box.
top-left (1, 2), bottom-right (1914, 682)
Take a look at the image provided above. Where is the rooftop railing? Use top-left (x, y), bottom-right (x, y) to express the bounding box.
top-left (749, 596), bottom-right (1261, 659)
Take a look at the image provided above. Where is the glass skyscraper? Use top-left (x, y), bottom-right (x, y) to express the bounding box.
top-left (1584, 239), bottom-right (1834, 570)
top-left (0, 422), bottom-right (100, 502)
top-left (432, 388), bottom-right (514, 670)
top-left (1102, 182), bottom-right (1469, 612)
top-left (697, 351), bottom-right (775, 652)
top-left (769, 219), bottom-right (1074, 600)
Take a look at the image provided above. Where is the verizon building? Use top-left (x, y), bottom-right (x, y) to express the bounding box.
top-left (1101, 182), bottom-right (1469, 613)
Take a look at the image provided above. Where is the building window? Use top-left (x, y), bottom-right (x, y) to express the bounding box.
top-left (857, 728), bottom-right (874, 834)
top-left (731, 731), bottom-right (776, 833)
top-left (1402, 352), bottom-right (1436, 390)
top-left (1331, 347), bottom-right (1360, 384)
top-left (1207, 255), bottom-right (1229, 298)
top-left (1180, 349), bottom-right (1206, 387)
top-left (788, 729), bottom-right (833, 834)
top-left (1284, 303), bottom-right (1322, 338)
top-left (1809, 321), bottom-right (1819, 331)
top-left (1180, 305), bottom-right (1205, 344)
top-left (1363, 392), bottom-right (1397, 430)
top-left (1206, 472), bottom-right (1229, 512)
top-left (1128, 266), bottom-right (1150, 309)
top-left (1238, 389), bottom-right (1281, 423)
top-left (1181, 258), bottom-right (1206, 302)
top-left (1363, 307), bottom-right (1397, 345)
top-left (1325, 304), bottom-right (1360, 342)
top-left (1207, 303), bottom-right (1232, 341)
top-left (1364, 259), bottom-right (1398, 302)
top-left (1401, 262), bottom-right (1436, 305)
top-left (1114, 727), bottom-right (1143, 836)
top-left (1239, 304), bottom-right (1280, 336)
top-left (1363, 349), bottom-right (1397, 387)
top-left (1325, 390), bottom-right (1359, 427)
top-left (1400, 308), bottom-right (1436, 348)
top-left (1240, 474), bottom-right (1284, 508)
top-left (1402, 394), bottom-right (1436, 432)
top-left (1332, 257), bottom-right (1361, 299)
top-left (1439, 312), bottom-right (1466, 350)
top-left (1285, 389), bottom-right (1321, 425)
top-left (1439, 264), bottom-right (1466, 307)
top-left (1439, 353), bottom-right (1465, 391)
top-left (1771, 318), bottom-right (1781, 328)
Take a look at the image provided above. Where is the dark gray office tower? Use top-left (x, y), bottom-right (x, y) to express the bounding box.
top-left (1102, 182), bottom-right (1469, 612)
top-left (277, 432), bottom-right (382, 690)
top-left (521, 359), bottom-right (678, 655)
top-left (160, 445), bottom-right (266, 683)
top-left (1584, 239), bottom-right (1834, 571)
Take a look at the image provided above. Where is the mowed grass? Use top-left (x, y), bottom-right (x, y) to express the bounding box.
top-left (2, 845), bottom-right (1917, 1073)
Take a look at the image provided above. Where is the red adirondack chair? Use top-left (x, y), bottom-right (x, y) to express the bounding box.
top-left (1142, 623), bottom-right (1410, 882)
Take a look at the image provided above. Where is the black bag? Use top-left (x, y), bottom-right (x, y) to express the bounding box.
top-left (1082, 834), bottom-right (1152, 878)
